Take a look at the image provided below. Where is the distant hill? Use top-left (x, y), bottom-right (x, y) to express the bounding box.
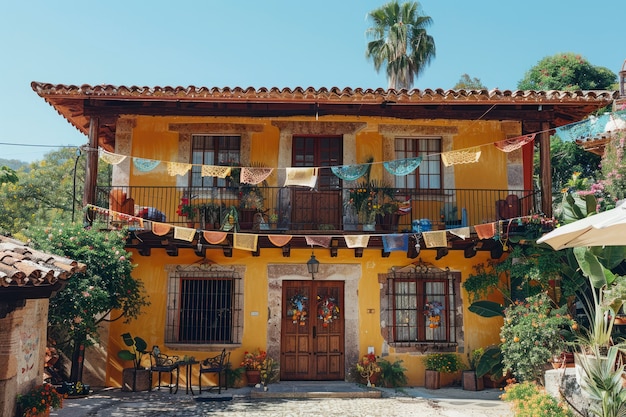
top-left (0, 158), bottom-right (28, 172)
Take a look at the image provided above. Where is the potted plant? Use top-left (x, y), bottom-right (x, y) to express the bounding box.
top-left (422, 353), bottom-right (464, 389)
top-left (117, 332), bottom-right (150, 392)
top-left (355, 353), bottom-right (381, 387)
top-left (462, 348), bottom-right (485, 391)
top-left (268, 211), bottom-right (279, 229)
top-left (238, 184), bottom-right (264, 230)
top-left (17, 383), bottom-right (64, 417)
top-left (176, 196), bottom-right (197, 227)
top-left (240, 348), bottom-right (267, 386)
top-left (345, 179), bottom-right (394, 230)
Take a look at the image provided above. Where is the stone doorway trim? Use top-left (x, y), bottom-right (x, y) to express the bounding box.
top-left (267, 263), bottom-right (362, 379)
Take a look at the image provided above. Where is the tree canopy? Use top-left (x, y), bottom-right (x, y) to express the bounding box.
top-left (453, 74), bottom-right (486, 90)
top-left (0, 166), bottom-right (18, 184)
top-left (536, 136), bottom-right (601, 194)
top-left (0, 148), bottom-right (111, 236)
top-left (517, 53), bottom-right (617, 91)
top-left (366, 0), bottom-right (435, 90)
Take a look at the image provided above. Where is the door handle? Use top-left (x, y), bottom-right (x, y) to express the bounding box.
top-left (313, 326), bottom-right (316, 339)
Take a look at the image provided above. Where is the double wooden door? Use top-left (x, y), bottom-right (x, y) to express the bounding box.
top-left (280, 280), bottom-right (344, 380)
top-left (290, 136), bottom-right (343, 230)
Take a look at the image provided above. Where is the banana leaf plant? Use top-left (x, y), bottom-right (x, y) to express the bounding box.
top-left (117, 332), bottom-right (148, 369)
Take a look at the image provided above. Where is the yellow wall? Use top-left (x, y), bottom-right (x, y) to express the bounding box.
top-left (106, 246), bottom-right (502, 388)
top-left (105, 113), bottom-right (514, 388)
top-left (127, 114), bottom-right (518, 189)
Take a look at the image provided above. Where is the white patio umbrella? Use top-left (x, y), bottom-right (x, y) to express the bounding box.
top-left (536, 201), bottom-right (626, 250)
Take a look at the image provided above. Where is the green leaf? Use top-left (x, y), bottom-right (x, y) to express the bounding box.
top-left (118, 350), bottom-right (135, 362)
top-left (574, 247), bottom-right (615, 289)
top-left (134, 336), bottom-right (148, 353)
top-left (121, 332), bottom-right (134, 347)
top-left (584, 194), bottom-right (597, 216)
top-left (468, 301), bottom-right (504, 317)
top-left (591, 246), bottom-right (626, 270)
top-left (476, 346), bottom-right (502, 378)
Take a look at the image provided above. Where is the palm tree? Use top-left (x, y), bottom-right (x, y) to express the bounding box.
top-left (366, 1), bottom-right (435, 90)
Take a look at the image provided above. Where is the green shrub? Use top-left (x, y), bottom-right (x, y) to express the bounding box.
top-left (502, 381), bottom-right (572, 417)
top-left (378, 358), bottom-right (408, 387)
top-left (500, 292), bottom-right (574, 382)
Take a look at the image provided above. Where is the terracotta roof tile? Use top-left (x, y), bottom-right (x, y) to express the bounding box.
top-left (0, 236), bottom-right (86, 288)
top-left (31, 82), bottom-right (618, 104)
top-left (31, 82), bottom-right (619, 153)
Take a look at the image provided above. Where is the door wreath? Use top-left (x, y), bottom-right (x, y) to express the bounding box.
top-left (317, 294), bottom-right (340, 327)
top-left (287, 293), bottom-right (308, 325)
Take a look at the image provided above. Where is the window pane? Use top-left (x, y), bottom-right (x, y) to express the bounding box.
top-left (190, 135), bottom-right (240, 188)
top-left (395, 137), bottom-right (442, 190)
top-left (425, 281), bottom-right (446, 341)
top-left (394, 281), bottom-right (417, 341)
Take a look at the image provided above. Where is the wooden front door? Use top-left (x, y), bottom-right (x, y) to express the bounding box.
top-left (280, 280), bottom-right (345, 380)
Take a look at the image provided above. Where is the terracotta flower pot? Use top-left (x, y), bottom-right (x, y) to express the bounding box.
top-left (246, 370), bottom-right (261, 386)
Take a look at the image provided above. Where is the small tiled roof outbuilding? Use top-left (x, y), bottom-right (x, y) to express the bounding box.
top-left (0, 235), bottom-right (86, 288)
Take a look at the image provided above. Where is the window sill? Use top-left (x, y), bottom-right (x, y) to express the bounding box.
top-left (388, 342), bottom-right (458, 353)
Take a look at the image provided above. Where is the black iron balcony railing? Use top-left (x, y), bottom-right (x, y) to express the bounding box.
top-left (95, 186), bottom-right (540, 234)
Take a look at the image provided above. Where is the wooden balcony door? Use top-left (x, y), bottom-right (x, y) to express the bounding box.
top-left (280, 280), bottom-right (345, 380)
top-left (290, 136), bottom-right (342, 230)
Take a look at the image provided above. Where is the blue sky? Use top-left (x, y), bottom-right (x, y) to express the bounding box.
top-left (1, 0), bottom-right (623, 162)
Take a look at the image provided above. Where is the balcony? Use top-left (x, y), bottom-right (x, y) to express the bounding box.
top-left (94, 185), bottom-right (540, 255)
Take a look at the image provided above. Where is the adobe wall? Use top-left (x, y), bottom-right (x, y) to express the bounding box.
top-left (0, 299), bottom-right (48, 417)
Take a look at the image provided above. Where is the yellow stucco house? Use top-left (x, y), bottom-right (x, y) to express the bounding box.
top-left (32, 82), bottom-right (616, 388)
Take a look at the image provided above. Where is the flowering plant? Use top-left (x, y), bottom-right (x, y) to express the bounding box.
top-left (176, 197), bottom-right (196, 219)
top-left (240, 348), bottom-right (267, 371)
top-left (422, 353), bottom-right (464, 373)
top-left (239, 185), bottom-right (264, 210)
top-left (345, 180), bottom-right (395, 224)
top-left (17, 383), bottom-right (64, 417)
top-left (356, 353), bottom-right (381, 386)
top-left (424, 300), bottom-right (443, 328)
top-left (573, 130), bottom-right (626, 212)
